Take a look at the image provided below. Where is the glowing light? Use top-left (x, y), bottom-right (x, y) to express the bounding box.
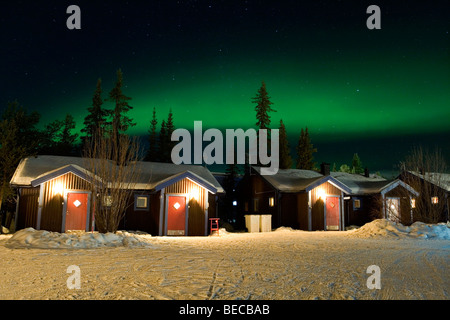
top-left (189, 186), bottom-right (200, 201)
top-left (411, 199), bottom-right (416, 208)
top-left (317, 189), bottom-right (326, 200)
top-left (54, 183), bottom-right (64, 196)
top-left (173, 202), bottom-right (181, 210)
top-left (431, 197), bottom-right (439, 204)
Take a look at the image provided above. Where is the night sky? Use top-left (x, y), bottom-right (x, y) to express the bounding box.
top-left (2, 0), bottom-right (449, 176)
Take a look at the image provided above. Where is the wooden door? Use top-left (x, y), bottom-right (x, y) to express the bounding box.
top-left (167, 196), bottom-right (187, 236)
top-left (386, 198), bottom-right (400, 222)
top-left (326, 196), bottom-right (340, 230)
top-left (65, 192), bottom-right (89, 231)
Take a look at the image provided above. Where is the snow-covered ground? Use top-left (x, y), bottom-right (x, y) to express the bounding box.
top-left (0, 219), bottom-right (448, 300)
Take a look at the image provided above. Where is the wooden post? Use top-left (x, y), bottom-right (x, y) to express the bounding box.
top-left (158, 188), bottom-right (165, 236)
top-left (36, 185), bottom-right (45, 230)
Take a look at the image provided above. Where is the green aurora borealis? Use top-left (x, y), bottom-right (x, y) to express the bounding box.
top-left (2, 1), bottom-right (449, 173)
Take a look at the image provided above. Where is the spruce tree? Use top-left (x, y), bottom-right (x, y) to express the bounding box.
top-left (158, 119), bottom-right (167, 162)
top-left (58, 114), bottom-right (79, 156)
top-left (296, 127), bottom-right (317, 170)
top-left (252, 81), bottom-right (276, 130)
top-left (0, 101), bottom-right (41, 215)
top-left (108, 69), bottom-right (135, 133)
top-left (81, 78), bottom-right (108, 146)
top-left (40, 114), bottom-right (78, 156)
top-left (351, 153), bottom-right (363, 174)
top-left (107, 69), bottom-right (135, 159)
top-left (166, 109), bottom-right (175, 141)
top-left (278, 119), bottom-right (293, 169)
top-left (145, 107), bottom-right (158, 161)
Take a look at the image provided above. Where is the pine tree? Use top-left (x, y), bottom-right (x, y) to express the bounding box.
top-left (166, 109), bottom-right (175, 160)
top-left (58, 114), bottom-right (79, 156)
top-left (158, 119), bottom-right (167, 162)
top-left (296, 127), bottom-right (317, 170)
top-left (145, 107), bottom-right (158, 161)
top-left (108, 69), bottom-right (135, 134)
top-left (278, 119), bottom-right (293, 169)
top-left (40, 114), bottom-right (79, 156)
top-left (107, 69), bottom-right (135, 160)
top-left (81, 78), bottom-right (108, 146)
top-left (252, 81), bottom-right (276, 131)
top-left (351, 153), bottom-right (363, 174)
top-left (0, 101), bottom-right (41, 216)
top-left (39, 119), bottom-right (63, 154)
top-left (166, 109), bottom-right (175, 141)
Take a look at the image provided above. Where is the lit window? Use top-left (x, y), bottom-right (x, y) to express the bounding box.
top-left (134, 195), bottom-right (150, 211)
top-left (431, 197), bottom-right (439, 205)
top-left (411, 199), bottom-right (416, 208)
top-left (269, 197), bottom-right (275, 207)
top-left (232, 200), bottom-right (237, 206)
top-left (103, 195), bottom-right (113, 207)
top-left (354, 199), bottom-right (361, 209)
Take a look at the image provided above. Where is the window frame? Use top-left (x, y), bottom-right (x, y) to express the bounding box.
top-left (134, 194), bottom-right (150, 211)
top-left (353, 198), bottom-right (361, 210)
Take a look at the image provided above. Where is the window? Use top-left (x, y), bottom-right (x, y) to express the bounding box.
top-left (269, 197), bottom-right (275, 207)
top-left (232, 200), bottom-right (237, 206)
top-left (431, 196), bottom-right (439, 205)
top-left (353, 199), bottom-right (361, 209)
top-left (411, 198), bottom-right (416, 208)
top-left (244, 201), bottom-right (249, 212)
top-left (103, 195), bottom-right (113, 207)
top-left (253, 198), bottom-right (259, 212)
top-left (134, 194), bottom-right (150, 211)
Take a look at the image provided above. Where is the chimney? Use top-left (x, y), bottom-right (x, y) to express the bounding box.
top-left (320, 162), bottom-right (330, 176)
top-left (364, 167), bottom-right (370, 178)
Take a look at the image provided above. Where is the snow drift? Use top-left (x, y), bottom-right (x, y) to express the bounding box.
top-left (350, 219), bottom-right (450, 239)
top-left (5, 228), bottom-right (156, 249)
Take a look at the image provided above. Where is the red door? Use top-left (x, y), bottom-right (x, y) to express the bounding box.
top-left (65, 192), bottom-right (89, 231)
top-left (326, 196), bottom-right (340, 231)
top-left (167, 196), bottom-right (186, 236)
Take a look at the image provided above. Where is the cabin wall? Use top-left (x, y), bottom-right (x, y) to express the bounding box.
top-left (165, 177), bottom-right (208, 236)
top-left (345, 195), bottom-right (379, 227)
top-left (121, 191), bottom-right (161, 235)
top-left (385, 186), bottom-right (414, 225)
top-left (39, 172), bottom-right (91, 232)
top-left (248, 173), bottom-right (278, 228)
top-left (310, 181), bottom-right (342, 230)
top-left (296, 193), bottom-right (309, 230)
top-left (17, 187), bottom-right (40, 230)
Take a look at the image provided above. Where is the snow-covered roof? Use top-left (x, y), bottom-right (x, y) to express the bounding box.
top-left (252, 167), bottom-right (352, 193)
top-left (331, 171), bottom-right (418, 196)
top-left (331, 171), bottom-right (388, 195)
top-left (10, 155), bottom-right (224, 193)
top-left (405, 171), bottom-right (450, 192)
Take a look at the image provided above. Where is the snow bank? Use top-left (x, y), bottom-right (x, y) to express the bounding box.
top-left (351, 219), bottom-right (450, 240)
top-left (5, 228), bottom-right (157, 249)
